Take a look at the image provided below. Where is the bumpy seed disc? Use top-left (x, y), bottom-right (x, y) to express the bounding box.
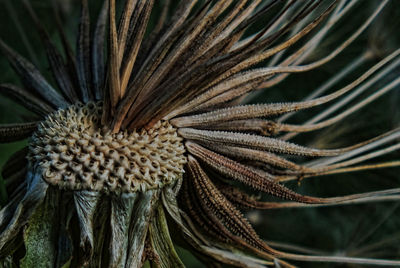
top-left (28, 102), bottom-right (187, 193)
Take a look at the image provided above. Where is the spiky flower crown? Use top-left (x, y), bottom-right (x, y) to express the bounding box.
top-left (28, 102), bottom-right (186, 193)
top-left (0, 0), bottom-right (399, 267)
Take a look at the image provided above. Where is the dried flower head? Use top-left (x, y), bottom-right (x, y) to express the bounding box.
top-left (0, 0), bottom-right (399, 267)
top-left (28, 102), bottom-right (186, 193)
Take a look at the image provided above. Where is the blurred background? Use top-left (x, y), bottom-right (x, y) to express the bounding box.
top-left (0, 1), bottom-right (399, 267)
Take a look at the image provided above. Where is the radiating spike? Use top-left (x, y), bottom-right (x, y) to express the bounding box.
top-left (180, 129), bottom-right (344, 157)
top-left (308, 130), bottom-right (400, 169)
top-left (203, 143), bottom-right (311, 173)
top-left (92, 0), bottom-right (109, 100)
top-left (171, 46), bottom-right (400, 127)
top-left (0, 84), bottom-right (53, 117)
top-left (171, 0), bottom-right (388, 122)
top-left (275, 40), bottom-right (367, 122)
top-left (76, 0), bottom-right (93, 102)
top-left (22, 0), bottom-right (78, 104)
top-left (127, 0), bottom-right (171, 78)
top-left (51, 0), bottom-right (80, 97)
top-left (219, 180), bottom-right (400, 210)
top-left (150, 0), bottom-right (171, 37)
top-left (116, 0), bottom-right (233, 129)
top-left (130, 2), bottom-right (336, 128)
top-left (120, 0), bottom-right (155, 98)
top-left (108, 0), bottom-right (121, 110)
top-left (186, 142), bottom-right (321, 203)
top-left (287, 161), bottom-right (400, 182)
top-left (0, 40), bottom-right (67, 109)
top-left (189, 119), bottom-right (279, 136)
top-left (210, 0), bottom-right (262, 47)
top-left (161, 183), bottom-right (210, 246)
top-left (210, 1), bottom-right (331, 88)
top-left (278, 74), bottom-right (400, 134)
top-left (110, 0), bottom-right (199, 132)
top-left (282, 51), bottom-right (400, 140)
top-left (261, 0), bottom-right (389, 99)
top-left (181, 175), bottom-right (231, 244)
top-left (117, 0), bottom-right (139, 66)
top-left (188, 148), bottom-right (400, 265)
top-left (0, 122), bottom-right (38, 143)
top-left (187, 156), bottom-right (281, 261)
top-left (183, 0), bottom-right (249, 66)
top-left (215, 181), bottom-right (271, 210)
top-left (313, 143), bottom-right (400, 177)
top-left (164, 183), bottom-right (271, 267)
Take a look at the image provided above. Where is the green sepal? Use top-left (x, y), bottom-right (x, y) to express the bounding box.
top-left (20, 189), bottom-right (70, 268)
top-left (149, 203), bottom-right (184, 268)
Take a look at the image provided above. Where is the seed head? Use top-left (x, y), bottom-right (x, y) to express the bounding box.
top-left (28, 102), bottom-right (186, 193)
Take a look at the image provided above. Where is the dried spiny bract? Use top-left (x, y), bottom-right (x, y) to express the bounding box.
top-left (28, 102), bottom-right (187, 193)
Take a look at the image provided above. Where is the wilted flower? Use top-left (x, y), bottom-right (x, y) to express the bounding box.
top-left (0, 0), bottom-right (399, 267)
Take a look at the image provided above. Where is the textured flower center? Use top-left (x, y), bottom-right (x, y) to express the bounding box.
top-left (27, 102), bottom-right (187, 193)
